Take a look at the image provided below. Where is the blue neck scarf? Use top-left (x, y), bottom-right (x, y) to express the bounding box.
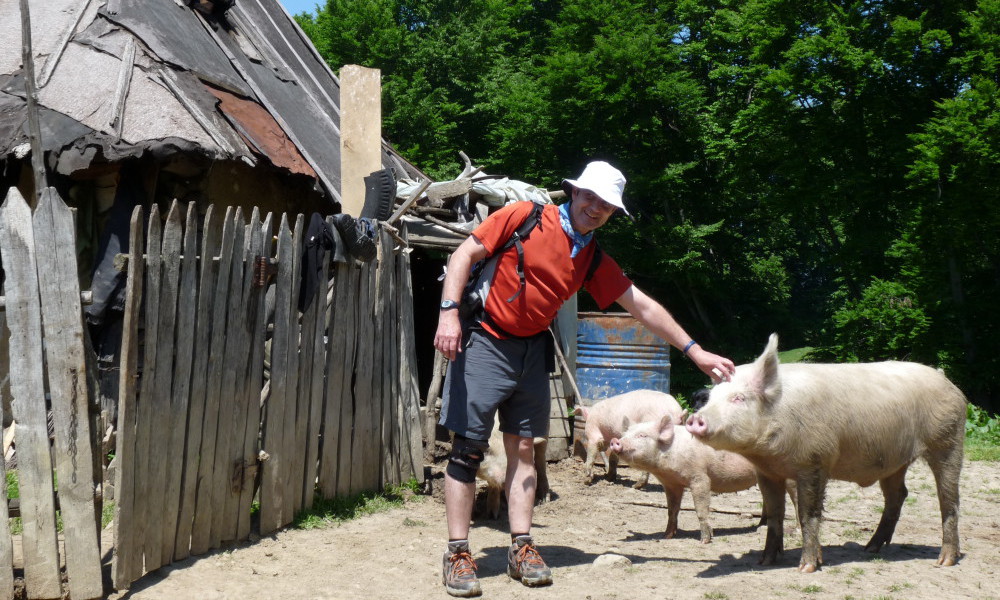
top-left (559, 201), bottom-right (594, 258)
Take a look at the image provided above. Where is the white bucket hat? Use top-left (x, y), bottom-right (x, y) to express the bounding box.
top-left (561, 160), bottom-right (629, 215)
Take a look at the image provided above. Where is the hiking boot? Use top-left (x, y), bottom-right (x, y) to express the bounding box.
top-left (442, 540), bottom-right (481, 597)
top-left (507, 535), bottom-right (552, 587)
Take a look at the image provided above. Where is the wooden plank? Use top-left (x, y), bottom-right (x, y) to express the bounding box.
top-left (211, 208), bottom-right (247, 545)
top-left (33, 188), bottom-right (102, 599)
top-left (0, 188), bottom-right (61, 598)
top-left (111, 205), bottom-right (144, 588)
top-left (351, 259), bottom-right (376, 493)
top-left (339, 65), bottom-right (382, 216)
top-left (376, 231), bottom-right (396, 486)
top-left (397, 223), bottom-right (424, 483)
top-left (162, 202), bottom-right (198, 562)
top-left (144, 202), bottom-right (182, 573)
top-left (237, 211), bottom-right (273, 539)
top-left (131, 205), bottom-right (161, 576)
top-left (174, 205), bottom-right (220, 560)
top-left (190, 207), bottom-right (236, 555)
top-left (335, 264), bottom-right (360, 496)
top-left (259, 214), bottom-right (293, 534)
top-left (299, 221), bottom-right (329, 510)
top-left (285, 215), bottom-right (304, 514)
top-left (222, 209), bottom-right (258, 541)
top-left (317, 258), bottom-right (347, 498)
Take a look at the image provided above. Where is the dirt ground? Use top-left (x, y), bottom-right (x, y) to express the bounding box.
top-left (109, 454), bottom-right (1000, 600)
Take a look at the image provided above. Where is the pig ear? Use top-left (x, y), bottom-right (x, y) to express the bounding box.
top-left (679, 409), bottom-right (688, 425)
top-left (621, 415), bottom-right (632, 432)
top-left (747, 334), bottom-right (782, 402)
top-left (657, 414), bottom-right (675, 443)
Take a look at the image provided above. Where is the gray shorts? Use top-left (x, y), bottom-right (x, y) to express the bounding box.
top-left (439, 328), bottom-right (551, 441)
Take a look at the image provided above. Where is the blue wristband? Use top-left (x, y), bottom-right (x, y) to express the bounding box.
top-left (682, 340), bottom-right (697, 356)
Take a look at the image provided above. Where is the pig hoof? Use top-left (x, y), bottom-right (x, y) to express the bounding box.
top-left (798, 562), bottom-right (818, 573)
top-left (937, 551), bottom-right (959, 566)
top-left (663, 530), bottom-right (677, 540)
top-left (699, 538), bottom-right (712, 545)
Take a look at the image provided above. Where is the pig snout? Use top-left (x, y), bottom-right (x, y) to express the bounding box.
top-left (686, 413), bottom-right (708, 437)
top-left (609, 438), bottom-right (623, 453)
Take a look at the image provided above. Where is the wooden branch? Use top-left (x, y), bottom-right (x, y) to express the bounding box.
top-left (387, 178), bottom-right (431, 225)
top-left (422, 214), bottom-right (475, 237)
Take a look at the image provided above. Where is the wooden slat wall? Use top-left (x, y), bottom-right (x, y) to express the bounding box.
top-left (0, 196), bottom-right (426, 595)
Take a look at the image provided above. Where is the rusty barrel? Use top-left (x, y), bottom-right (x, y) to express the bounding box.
top-left (575, 312), bottom-right (670, 404)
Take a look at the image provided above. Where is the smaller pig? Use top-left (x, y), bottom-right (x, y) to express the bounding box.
top-left (611, 414), bottom-right (794, 543)
top-left (575, 389), bottom-right (684, 488)
top-left (475, 424), bottom-right (549, 520)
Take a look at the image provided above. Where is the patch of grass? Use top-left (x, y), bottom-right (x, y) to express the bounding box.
top-left (102, 501), bottom-right (115, 529)
top-left (981, 487), bottom-right (1000, 496)
top-left (966, 405), bottom-right (1000, 462)
top-left (841, 526), bottom-right (867, 541)
top-left (904, 496), bottom-right (917, 506)
top-left (844, 567), bottom-right (866, 585)
top-left (402, 517), bottom-right (426, 527)
top-left (887, 582), bottom-right (913, 593)
top-left (6, 471), bottom-right (17, 499)
top-left (966, 440), bottom-right (1000, 462)
top-left (778, 347), bottom-right (815, 363)
top-left (292, 479), bottom-right (422, 530)
top-left (801, 584), bottom-right (822, 593)
top-left (868, 556), bottom-right (887, 564)
top-left (703, 592), bottom-right (729, 600)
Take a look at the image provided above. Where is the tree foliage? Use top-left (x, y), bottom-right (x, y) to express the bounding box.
top-left (297, 0), bottom-right (1000, 407)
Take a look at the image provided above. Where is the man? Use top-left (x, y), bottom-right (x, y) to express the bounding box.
top-left (434, 160), bottom-right (735, 597)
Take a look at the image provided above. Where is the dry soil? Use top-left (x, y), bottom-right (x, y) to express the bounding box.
top-left (109, 455), bottom-right (1000, 600)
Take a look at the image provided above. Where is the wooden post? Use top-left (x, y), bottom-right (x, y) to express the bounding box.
top-left (19, 0), bottom-right (48, 203)
top-left (339, 65), bottom-right (382, 216)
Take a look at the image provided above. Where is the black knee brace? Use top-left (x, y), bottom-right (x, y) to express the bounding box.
top-left (447, 435), bottom-right (489, 483)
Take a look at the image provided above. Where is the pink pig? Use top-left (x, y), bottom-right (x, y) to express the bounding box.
top-left (575, 389), bottom-right (684, 488)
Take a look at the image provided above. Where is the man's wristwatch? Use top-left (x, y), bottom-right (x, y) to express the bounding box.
top-left (440, 300), bottom-right (460, 311)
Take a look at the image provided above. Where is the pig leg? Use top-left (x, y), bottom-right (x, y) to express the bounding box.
top-left (606, 449), bottom-right (619, 481)
top-left (795, 468), bottom-right (829, 573)
top-left (865, 465), bottom-right (908, 554)
top-left (486, 484), bottom-right (503, 520)
top-left (688, 477), bottom-right (714, 543)
top-left (583, 437), bottom-right (601, 483)
top-left (533, 438), bottom-right (550, 504)
top-left (633, 471), bottom-right (649, 489)
top-left (926, 439), bottom-right (963, 566)
top-left (757, 476), bottom-right (787, 566)
top-left (662, 484), bottom-right (684, 539)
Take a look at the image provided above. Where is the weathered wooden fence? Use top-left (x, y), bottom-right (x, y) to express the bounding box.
top-left (112, 200), bottom-right (424, 589)
top-left (0, 189), bottom-right (423, 598)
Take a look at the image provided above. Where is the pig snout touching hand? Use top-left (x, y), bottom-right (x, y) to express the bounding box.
top-left (686, 333), bottom-right (966, 572)
top-left (475, 424), bottom-right (549, 520)
top-left (575, 390), bottom-right (684, 489)
top-left (613, 414), bottom-right (792, 543)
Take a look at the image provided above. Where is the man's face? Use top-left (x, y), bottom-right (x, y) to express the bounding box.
top-left (569, 188), bottom-right (618, 234)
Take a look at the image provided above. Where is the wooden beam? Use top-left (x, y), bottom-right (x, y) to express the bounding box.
top-left (339, 65), bottom-right (382, 216)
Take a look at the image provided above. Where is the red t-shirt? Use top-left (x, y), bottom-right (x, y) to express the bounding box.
top-left (472, 202), bottom-right (632, 337)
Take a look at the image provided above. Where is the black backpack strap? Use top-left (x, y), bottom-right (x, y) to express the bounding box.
top-left (503, 202), bottom-right (545, 303)
top-left (584, 241), bottom-right (603, 283)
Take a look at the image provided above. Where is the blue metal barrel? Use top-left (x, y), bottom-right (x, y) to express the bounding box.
top-left (575, 312), bottom-right (670, 404)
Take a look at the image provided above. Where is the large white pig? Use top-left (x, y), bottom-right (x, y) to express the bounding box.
top-left (610, 414), bottom-right (795, 543)
top-left (575, 389), bottom-right (684, 488)
top-left (686, 334), bottom-right (966, 572)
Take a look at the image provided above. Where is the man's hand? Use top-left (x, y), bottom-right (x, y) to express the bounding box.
top-left (688, 347), bottom-right (735, 383)
top-left (434, 310), bottom-right (464, 361)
